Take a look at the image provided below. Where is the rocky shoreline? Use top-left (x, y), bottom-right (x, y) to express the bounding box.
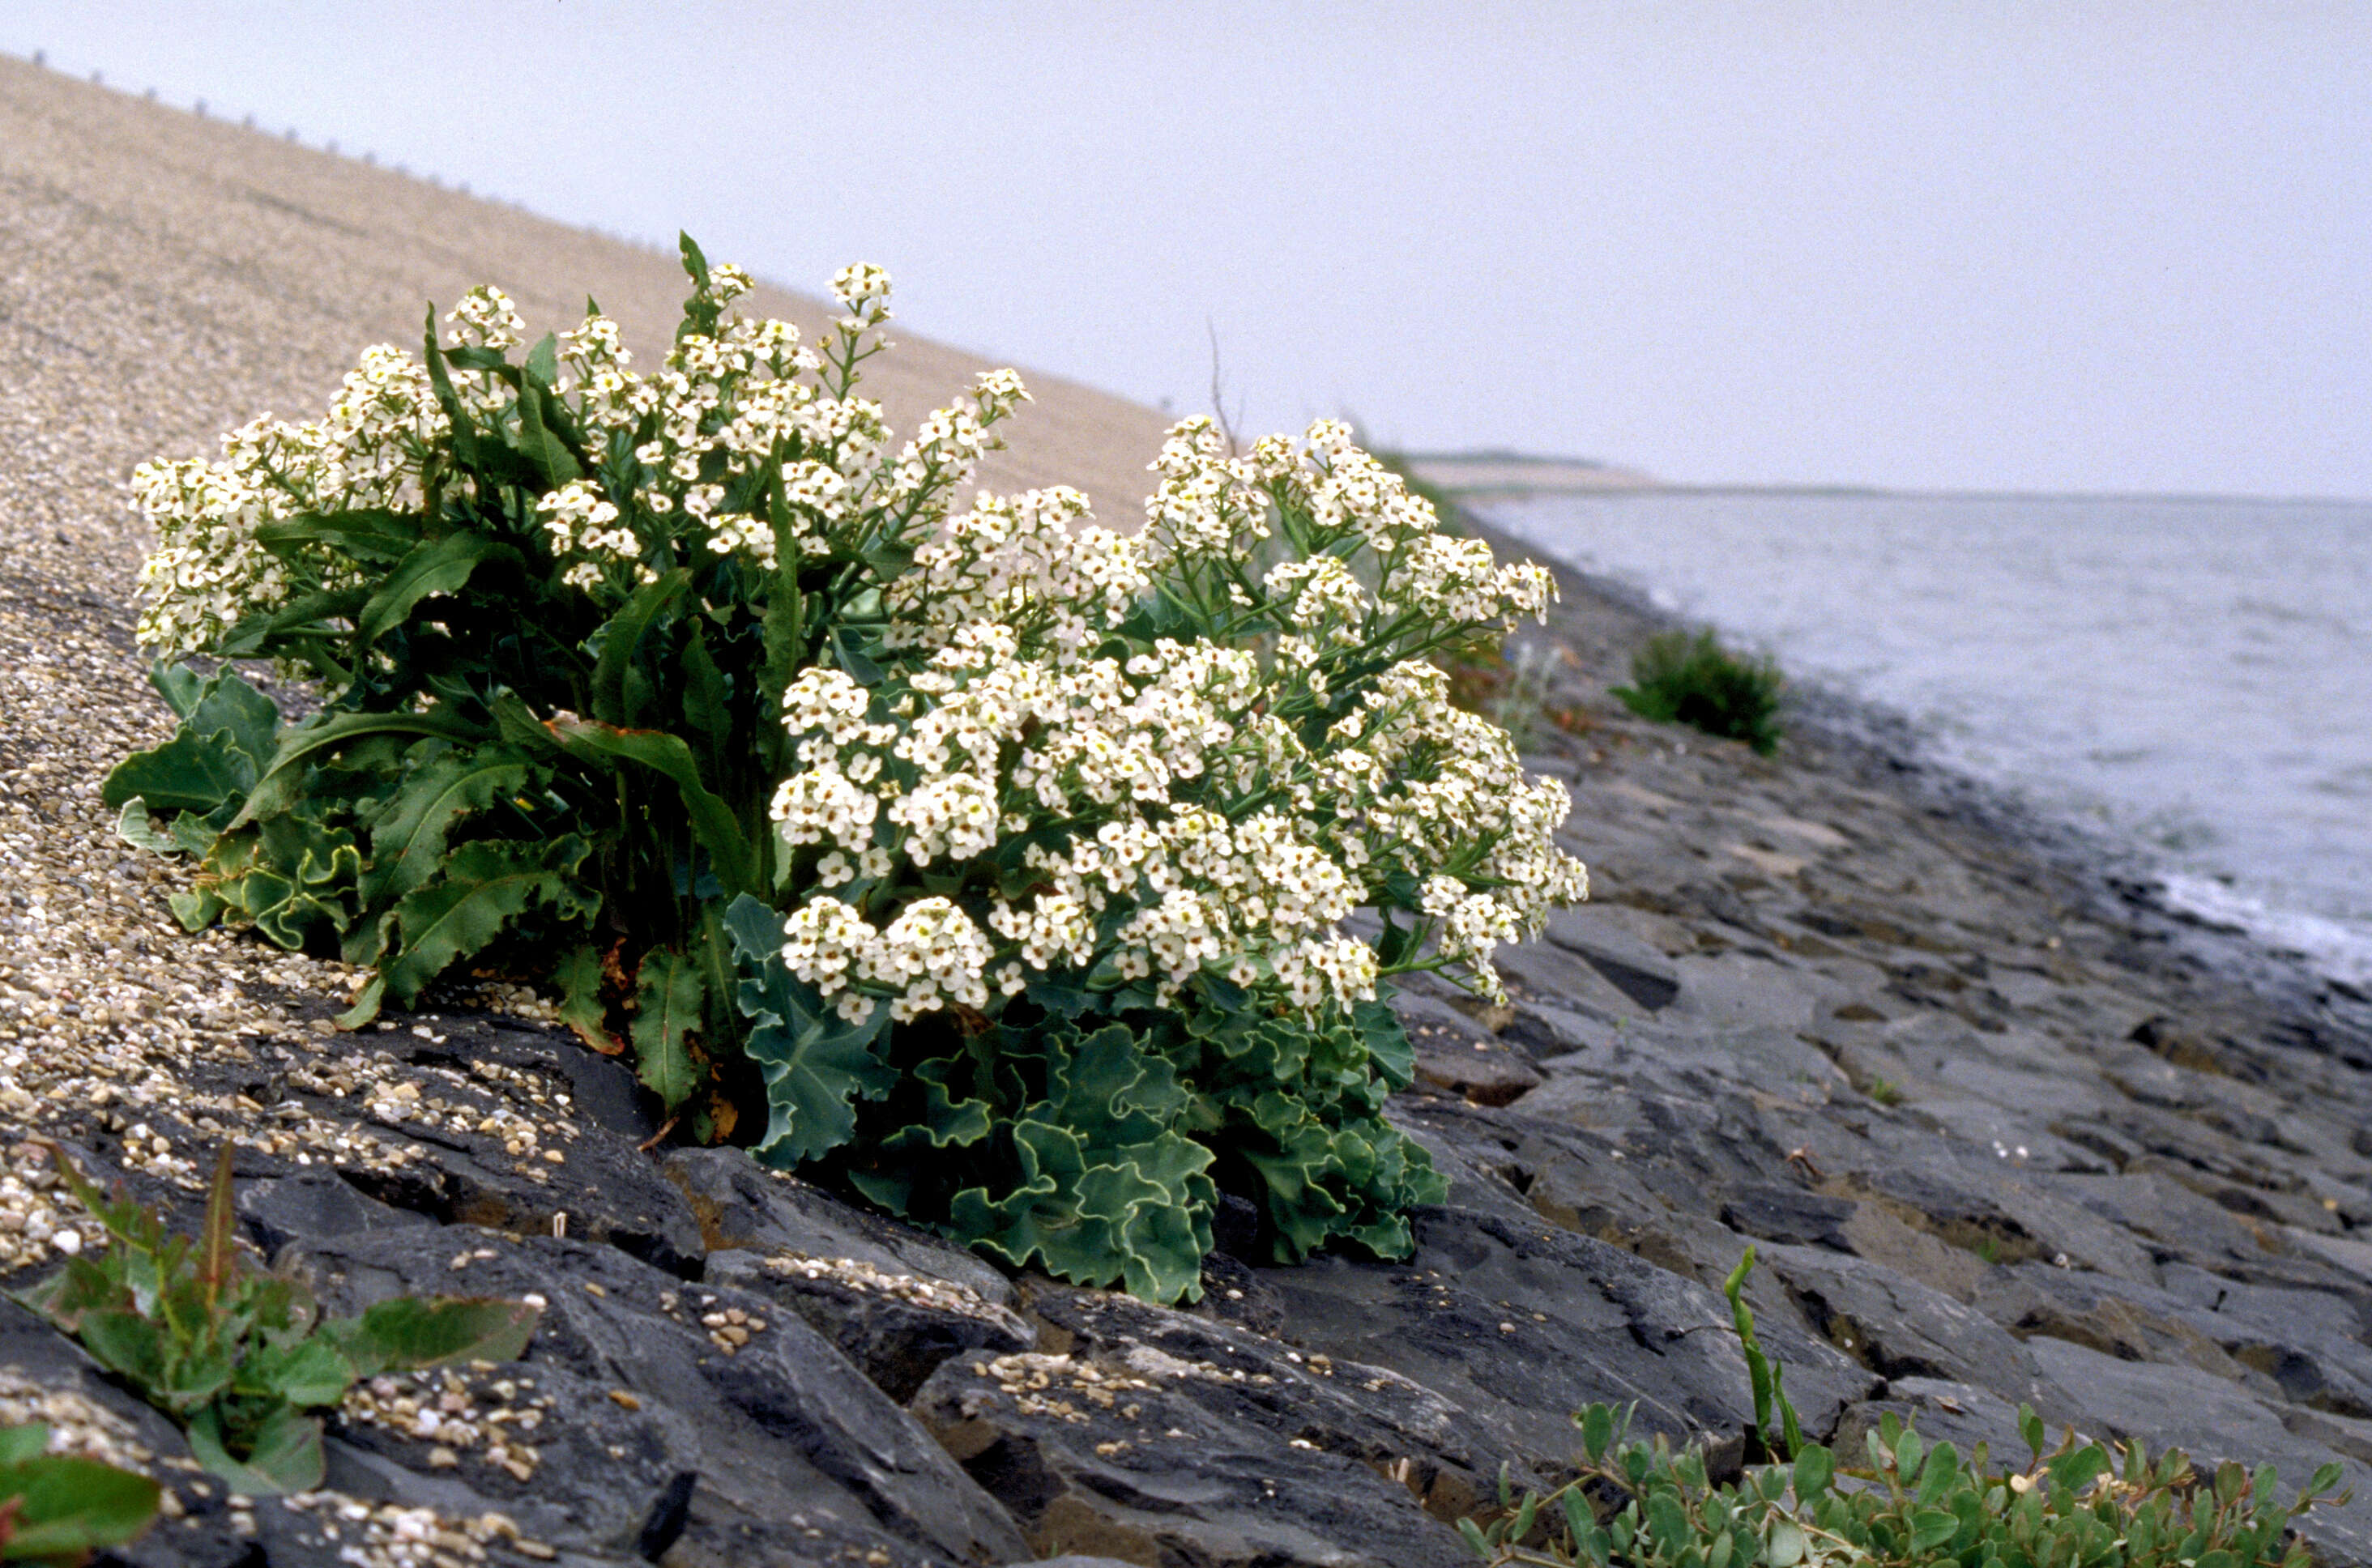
top-left (11, 54), bottom-right (2372, 1568)
top-left (8, 513), bottom-right (2372, 1566)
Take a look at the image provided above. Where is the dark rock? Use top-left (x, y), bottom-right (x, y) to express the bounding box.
top-left (1410, 1041), bottom-right (1542, 1107)
top-left (1754, 1243), bottom-right (2080, 1422)
top-left (236, 1169), bottom-right (434, 1259)
top-left (1720, 1184), bottom-right (1857, 1251)
top-left (1546, 906), bottom-right (1682, 1011)
top-left (334, 1022), bottom-right (707, 1279)
top-left (1831, 1377), bottom-right (2046, 1465)
top-left (659, 1147), bottom-right (1014, 1306)
top-left (284, 1225), bottom-right (1031, 1567)
top-left (1254, 1204), bottom-right (1877, 1459)
top-left (706, 1246), bottom-right (1033, 1404)
top-left (911, 1344), bottom-right (1474, 1568)
top-left (1021, 1279), bottom-right (1534, 1519)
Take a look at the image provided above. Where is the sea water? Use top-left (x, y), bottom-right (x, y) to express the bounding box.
top-left (1483, 490), bottom-right (2372, 989)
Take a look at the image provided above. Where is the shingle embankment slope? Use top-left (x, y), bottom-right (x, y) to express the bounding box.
top-left (14, 52), bottom-right (2372, 1568)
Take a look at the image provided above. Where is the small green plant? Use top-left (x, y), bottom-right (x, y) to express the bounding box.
top-left (1459, 1248), bottom-right (2349, 1567)
top-left (1863, 1076), bottom-right (1905, 1107)
top-left (0, 1425), bottom-right (161, 1564)
top-left (1610, 630), bottom-right (1782, 756)
top-left (17, 1145), bottom-right (539, 1494)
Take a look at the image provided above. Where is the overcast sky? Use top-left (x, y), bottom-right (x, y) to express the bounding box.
top-left (8, 3), bottom-right (2368, 496)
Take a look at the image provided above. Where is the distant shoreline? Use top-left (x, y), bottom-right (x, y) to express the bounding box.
top-left (1403, 452), bottom-right (2368, 509)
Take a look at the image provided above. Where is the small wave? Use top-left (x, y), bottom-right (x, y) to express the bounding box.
top-left (2156, 873), bottom-right (2372, 991)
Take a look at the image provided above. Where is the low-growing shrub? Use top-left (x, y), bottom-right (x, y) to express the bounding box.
top-left (0, 1423), bottom-right (160, 1562)
top-left (19, 1145), bottom-right (538, 1493)
top-left (1611, 630), bottom-right (1782, 756)
top-left (106, 241), bottom-right (1589, 1302)
top-left (1460, 1251), bottom-right (2349, 1568)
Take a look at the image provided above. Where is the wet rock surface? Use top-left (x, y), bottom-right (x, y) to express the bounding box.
top-left (13, 53), bottom-right (2372, 1568)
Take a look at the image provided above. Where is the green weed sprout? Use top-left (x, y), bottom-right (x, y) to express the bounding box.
top-left (17, 1144), bottom-right (538, 1494)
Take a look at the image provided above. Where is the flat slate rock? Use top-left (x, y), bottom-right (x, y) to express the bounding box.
top-left (911, 1345), bottom-right (1473, 1568)
top-left (284, 1225), bottom-right (1031, 1568)
top-left (1253, 1204), bottom-right (1878, 1459)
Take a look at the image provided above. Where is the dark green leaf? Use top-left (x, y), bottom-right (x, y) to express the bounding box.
top-left (381, 837), bottom-right (598, 1005)
top-left (253, 508), bottom-right (423, 566)
top-left (555, 943), bottom-right (619, 1055)
top-left (630, 948), bottom-right (706, 1110)
top-left (358, 534), bottom-right (509, 644)
top-left (232, 709), bottom-right (489, 830)
top-left (546, 718), bottom-right (754, 895)
top-left (361, 745), bottom-right (531, 903)
top-left (185, 1403), bottom-right (323, 1495)
top-left (591, 569), bottom-right (691, 726)
top-left (723, 893), bottom-right (894, 1166)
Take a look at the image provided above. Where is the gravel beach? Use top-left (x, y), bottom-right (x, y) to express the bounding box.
top-left (11, 55), bottom-right (2372, 1568)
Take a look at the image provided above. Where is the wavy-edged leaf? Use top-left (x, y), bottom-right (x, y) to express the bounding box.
top-left (381, 836), bottom-right (596, 1006)
top-left (546, 717), bottom-right (753, 894)
top-left (630, 948), bottom-right (706, 1110)
top-left (232, 709), bottom-right (488, 829)
top-left (113, 798), bottom-right (182, 854)
top-left (555, 943), bottom-right (621, 1054)
top-left (723, 893), bottom-right (894, 1166)
top-left (361, 744), bottom-right (531, 903)
top-left (358, 533), bottom-right (509, 644)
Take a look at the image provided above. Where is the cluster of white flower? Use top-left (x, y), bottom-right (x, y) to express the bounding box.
top-left (134, 258), bottom-right (1035, 644)
top-left (767, 414), bottom-right (1587, 1025)
top-left (133, 343), bottom-right (447, 657)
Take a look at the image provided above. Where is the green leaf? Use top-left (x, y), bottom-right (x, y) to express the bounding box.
top-left (361, 744), bottom-right (531, 903)
top-left (631, 948), bottom-right (706, 1110)
top-left (591, 569), bottom-right (691, 726)
top-left (1765, 1518), bottom-right (1807, 1568)
top-left (0, 1425), bottom-right (45, 1466)
top-left (102, 728), bottom-right (256, 816)
top-left (335, 1297), bottom-right (540, 1377)
top-left (148, 661), bottom-right (207, 719)
top-left (381, 836), bottom-right (597, 1006)
top-left (723, 893), bottom-right (894, 1166)
top-left (546, 718), bottom-right (755, 895)
top-left (1582, 1403), bottom-right (1615, 1464)
top-left (253, 508), bottom-right (423, 566)
top-left (358, 533), bottom-right (510, 644)
top-left (1910, 1508), bottom-right (1961, 1553)
top-left (1793, 1442), bottom-right (1835, 1502)
top-left (232, 709), bottom-right (489, 830)
top-left (514, 369), bottom-right (583, 487)
top-left (185, 1403), bottom-right (323, 1495)
top-left (0, 1449), bottom-right (162, 1556)
top-left (113, 798), bottom-right (183, 854)
top-left (235, 1335), bottom-right (357, 1410)
top-left (556, 943), bottom-right (619, 1055)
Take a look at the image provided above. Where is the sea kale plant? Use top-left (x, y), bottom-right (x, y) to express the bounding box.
top-left (106, 239), bottom-right (1589, 1302)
